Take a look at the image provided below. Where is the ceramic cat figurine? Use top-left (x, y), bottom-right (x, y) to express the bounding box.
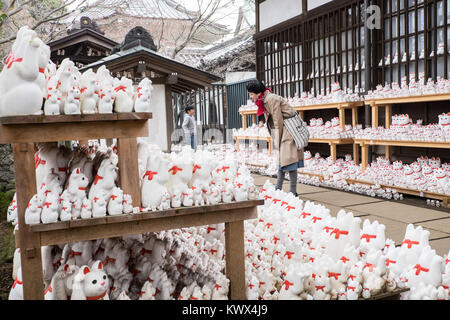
top-left (113, 77), bottom-right (133, 112)
top-left (98, 87), bottom-right (114, 113)
top-left (141, 152), bottom-right (169, 211)
top-left (0, 26), bottom-right (47, 116)
top-left (107, 187), bottom-right (124, 215)
top-left (122, 194), bottom-right (133, 214)
top-left (44, 88), bottom-right (61, 115)
top-left (89, 148), bottom-right (118, 203)
top-left (44, 264), bottom-right (79, 300)
top-left (41, 193), bottom-right (60, 224)
top-left (71, 260), bottom-right (109, 300)
top-left (8, 267), bottom-right (24, 300)
top-left (80, 198), bottom-right (92, 219)
top-left (80, 69), bottom-right (99, 114)
top-left (134, 77), bottom-right (153, 112)
top-left (25, 194), bottom-right (42, 225)
top-left (63, 86), bottom-right (81, 115)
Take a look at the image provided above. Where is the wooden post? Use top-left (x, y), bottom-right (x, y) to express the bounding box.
top-left (353, 143), bottom-right (360, 164)
top-left (361, 143), bottom-right (369, 172)
top-left (371, 105), bottom-right (379, 128)
top-left (268, 138), bottom-right (272, 156)
top-left (385, 104), bottom-right (392, 129)
top-left (330, 143), bottom-right (337, 162)
top-left (165, 85), bottom-right (174, 152)
top-left (117, 138), bottom-right (141, 208)
top-left (234, 137), bottom-right (240, 152)
top-left (352, 107), bottom-right (358, 128)
top-left (225, 217), bottom-right (247, 300)
top-left (251, 114), bottom-right (257, 126)
top-left (339, 107), bottom-right (346, 129)
top-left (385, 145), bottom-right (392, 161)
top-left (242, 115), bottom-right (247, 130)
top-left (299, 111), bottom-right (304, 119)
top-left (12, 143), bottom-right (44, 300)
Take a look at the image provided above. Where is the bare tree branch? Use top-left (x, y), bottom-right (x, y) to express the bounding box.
top-left (0, 0), bottom-right (87, 45)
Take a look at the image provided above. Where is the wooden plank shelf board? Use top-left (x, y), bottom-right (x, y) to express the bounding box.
top-left (293, 100), bottom-right (364, 111)
top-left (355, 138), bottom-right (450, 172)
top-left (355, 139), bottom-right (450, 149)
top-left (0, 112), bottom-right (153, 125)
top-left (234, 136), bottom-right (272, 141)
top-left (309, 138), bottom-right (354, 144)
top-left (25, 200), bottom-right (262, 247)
top-left (239, 109), bottom-right (257, 116)
top-left (234, 136), bottom-right (273, 156)
top-left (366, 92), bottom-right (450, 107)
top-left (0, 112), bottom-right (151, 144)
top-left (297, 171), bottom-right (449, 207)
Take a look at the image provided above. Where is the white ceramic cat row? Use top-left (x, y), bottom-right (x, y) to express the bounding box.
top-left (365, 74), bottom-right (450, 100)
top-left (354, 121), bottom-right (450, 142)
top-left (138, 142), bottom-right (261, 212)
top-left (301, 151), bottom-right (450, 196)
top-left (287, 82), bottom-right (364, 107)
top-left (232, 124), bottom-right (270, 138)
top-left (9, 227), bottom-right (230, 300)
top-left (308, 118), bottom-right (363, 139)
top-left (0, 26), bottom-right (153, 116)
top-left (198, 143), bottom-right (279, 177)
top-left (244, 182), bottom-right (449, 300)
top-left (238, 100), bottom-right (257, 112)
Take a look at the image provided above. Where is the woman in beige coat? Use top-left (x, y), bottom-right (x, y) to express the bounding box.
top-left (246, 80), bottom-right (304, 196)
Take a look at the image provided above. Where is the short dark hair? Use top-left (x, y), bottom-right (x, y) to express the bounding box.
top-left (185, 106), bottom-right (194, 113)
top-left (246, 80), bottom-right (266, 94)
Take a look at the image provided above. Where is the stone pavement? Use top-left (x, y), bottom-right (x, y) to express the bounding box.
top-left (252, 174), bottom-right (450, 256)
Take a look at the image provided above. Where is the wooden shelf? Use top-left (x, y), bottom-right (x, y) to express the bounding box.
top-left (234, 135), bottom-right (273, 156)
top-left (239, 109), bottom-right (257, 116)
top-left (355, 138), bottom-right (450, 172)
top-left (0, 112), bottom-right (152, 125)
top-left (293, 100), bottom-right (363, 111)
top-left (7, 114), bottom-right (260, 300)
top-left (234, 135), bottom-right (272, 141)
top-left (355, 139), bottom-right (450, 149)
top-left (298, 170), bottom-right (449, 207)
top-left (309, 138), bottom-right (354, 144)
top-left (308, 138), bottom-right (359, 164)
top-left (366, 92), bottom-right (450, 107)
top-left (23, 200), bottom-right (262, 247)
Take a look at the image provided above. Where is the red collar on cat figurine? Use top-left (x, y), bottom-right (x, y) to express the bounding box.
top-left (86, 290), bottom-right (107, 300)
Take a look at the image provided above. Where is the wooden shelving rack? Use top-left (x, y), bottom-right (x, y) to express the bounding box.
top-left (294, 101), bottom-right (363, 162)
top-left (364, 93), bottom-right (450, 168)
top-left (0, 112), bottom-right (262, 300)
top-left (298, 170), bottom-right (449, 207)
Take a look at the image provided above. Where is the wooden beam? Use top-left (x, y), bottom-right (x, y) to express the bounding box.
top-left (32, 202), bottom-right (261, 246)
top-left (225, 217), bottom-right (248, 300)
top-left (0, 119), bottom-right (149, 144)
top-left (117, 138), bottom-right (141, 208)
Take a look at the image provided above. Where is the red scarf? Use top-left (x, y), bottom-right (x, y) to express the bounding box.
top-left (255, 88), bottom-right (273, 116)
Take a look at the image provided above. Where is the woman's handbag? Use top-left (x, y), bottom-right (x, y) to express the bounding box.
top-left (283, 111), bottom-right (310, 149)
